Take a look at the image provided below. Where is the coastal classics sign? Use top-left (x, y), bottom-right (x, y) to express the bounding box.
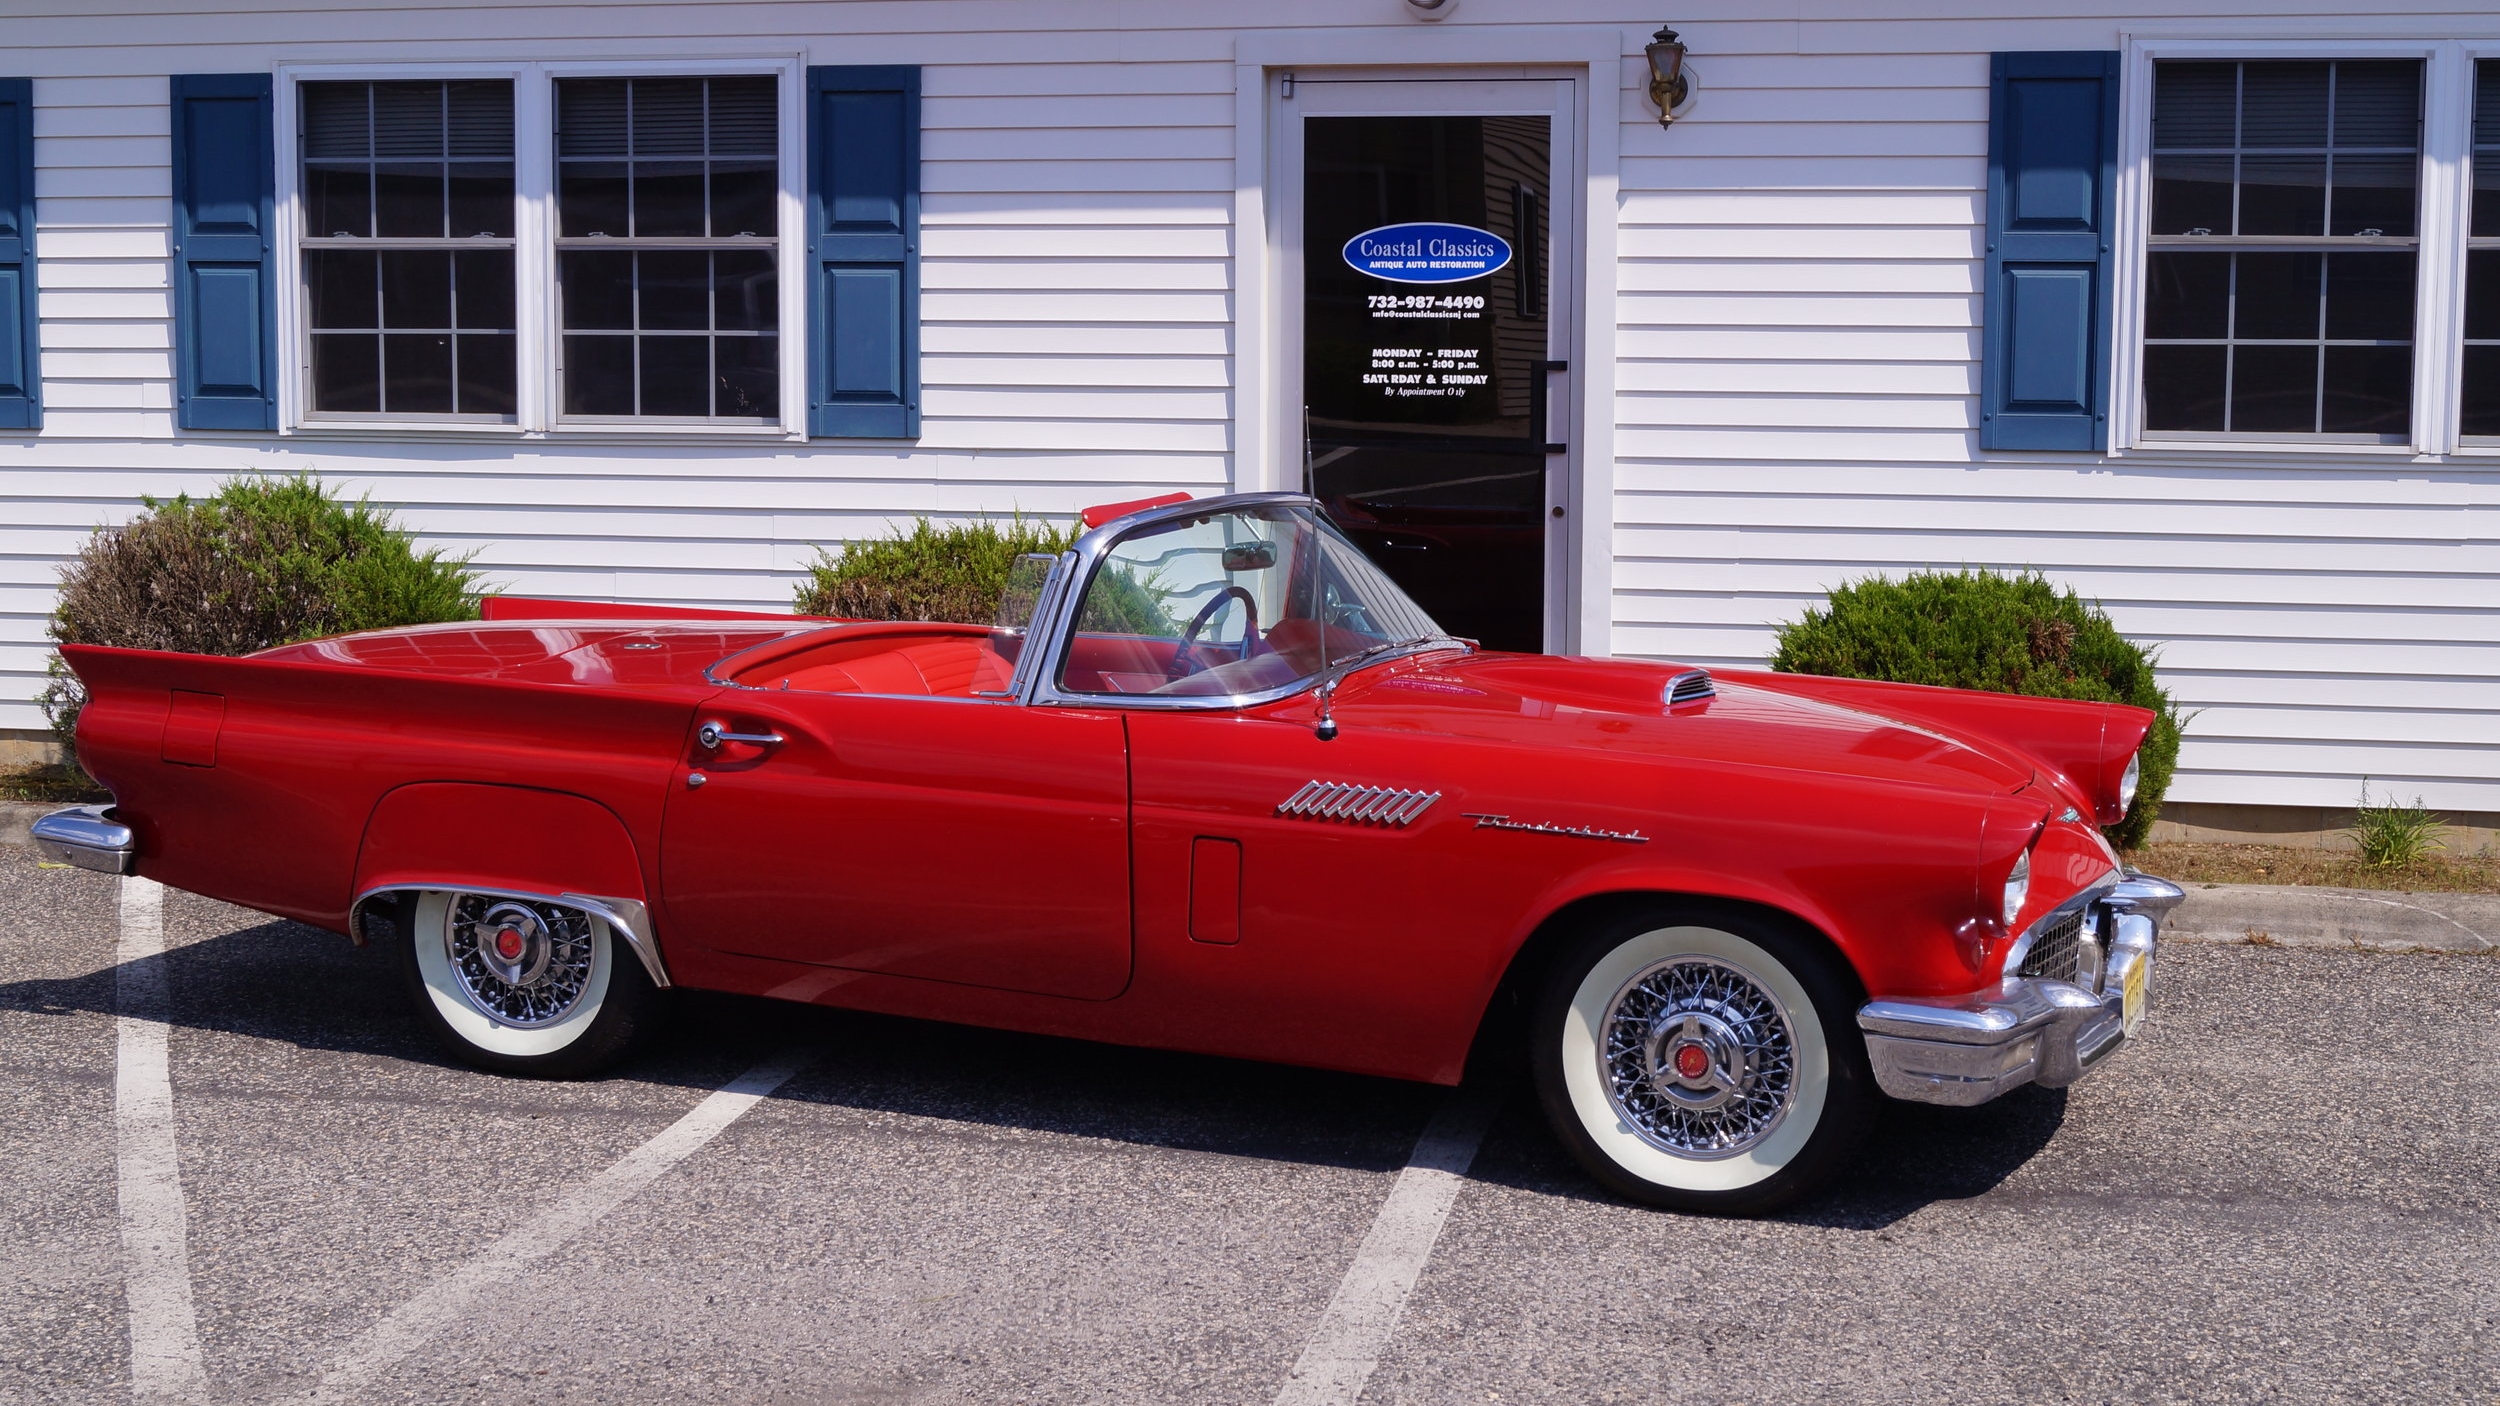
top-left (1341, 222), bottom-right (1512, 284)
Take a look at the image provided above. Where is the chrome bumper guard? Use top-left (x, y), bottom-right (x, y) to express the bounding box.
top-left (1857, 870), bottom-right (2187, 1107)
top-left (30, 803), bottom-right (137, 876)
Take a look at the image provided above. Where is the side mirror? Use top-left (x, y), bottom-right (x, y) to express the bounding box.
top-left (1222, 541), bottom-right (1279, 572)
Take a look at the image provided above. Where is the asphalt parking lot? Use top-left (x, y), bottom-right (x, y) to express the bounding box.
top-left (3, 841), bottom-right (2495, 1406)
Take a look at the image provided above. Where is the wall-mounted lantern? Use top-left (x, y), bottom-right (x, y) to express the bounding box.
top-left (1646, 26), bottom-right (1699, 125)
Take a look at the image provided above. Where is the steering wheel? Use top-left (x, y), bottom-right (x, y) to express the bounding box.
top-left (1174, 586), bottom-right (1259, 679)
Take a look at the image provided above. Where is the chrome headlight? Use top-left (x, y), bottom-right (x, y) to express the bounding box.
top-left (2118, 752), bottom-right (2142, 813)
top-left (2001, 849), bottom-right (2032, 927)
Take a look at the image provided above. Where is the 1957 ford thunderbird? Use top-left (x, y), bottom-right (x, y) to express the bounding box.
top-left (36, 491), bottom-right (2183, 1214)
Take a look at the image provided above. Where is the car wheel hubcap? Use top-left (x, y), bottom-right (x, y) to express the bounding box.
top-left (1601, 956), bottom-right (1796, 1158)
top-left (448, 896), bottom-right (596, 1027)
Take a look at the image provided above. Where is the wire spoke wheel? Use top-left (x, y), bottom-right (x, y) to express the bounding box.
top-left (446, 895), bottom-right (599, 1027)
top-left (1600, 957), bottom-right (1796, 1158)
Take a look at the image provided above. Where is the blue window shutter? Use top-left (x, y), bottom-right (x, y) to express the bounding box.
top-left (1983, 52), bottom-right (2118, 451)
top-left (807, 66), bottom-right (919, 439)
top-left (170, 74), bottom-right (276, 431)
top-left (0, 79), bottom-right (39, 430)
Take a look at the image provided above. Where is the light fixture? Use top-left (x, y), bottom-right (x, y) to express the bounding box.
top-left (1405, 0), bottom-right (1457, 19)
top-left (1646, 25), bottom-right (1699, 125)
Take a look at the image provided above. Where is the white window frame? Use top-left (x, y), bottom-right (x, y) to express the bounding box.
top-left (2112, 35), bottom-right (2478, 457)
top-left (273, 55), bottom-right (806, 441)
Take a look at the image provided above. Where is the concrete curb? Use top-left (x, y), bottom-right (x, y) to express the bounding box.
top-left (2160, 881), bottom-right (2498, 955)
top-left (3, 798), bottom-right (2492, 955)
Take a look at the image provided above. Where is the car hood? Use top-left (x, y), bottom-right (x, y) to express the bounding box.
top-left (1332, 651), bottom-right (2037, 795)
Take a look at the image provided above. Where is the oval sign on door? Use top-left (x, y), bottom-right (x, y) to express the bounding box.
top-left (1341, 222), bottom-right (1512, 284)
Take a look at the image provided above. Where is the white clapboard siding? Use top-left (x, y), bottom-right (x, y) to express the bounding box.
top-left (0, 0), bottom-right (2492, 816)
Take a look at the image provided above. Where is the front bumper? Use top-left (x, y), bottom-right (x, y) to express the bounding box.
top-left (30, 803), bottom-right (136, 876)
top-left (1856, 870), bottom-right (2187, 1107)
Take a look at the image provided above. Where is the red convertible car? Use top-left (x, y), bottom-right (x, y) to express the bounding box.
top-left (36, 491), bottom-right (2181, 1213)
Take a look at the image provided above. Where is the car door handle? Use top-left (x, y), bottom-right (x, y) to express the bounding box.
top-left (696, 721), bottom-right (785, 750)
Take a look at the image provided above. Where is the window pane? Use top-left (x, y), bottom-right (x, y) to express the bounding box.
top-left (2329, 154), bottom-right (2416, 237)
top-left (2234, 253), bottom-right (2321, 340)
top-left (634, 160), bottom-right (706, 237)
top-left (2319, 345), bottom-right (2410, 434)
top-left (639, 251), bottom-right (711, 330)
top-left (380, 250), bottom-right (452, 329)
top-left (709, 77), bottom-right (778, 155)
top-left (2150, 153), bottom-right (2233, 235)
top-left (2323, 252), bottom-right (2414, 342)
top-left (2146, 251), bottom-right (2228, 339)
top-left (446, 81), bottom-right (513, 157)
top-left (2143, 344), bottom-right (2226, 431)
top-left (305, 163), bottom-right (371, 239)
top-left (558, 79), bottom-right (629, 156)
top-left (714, 249), bottom-right (777, 331)
top-left (2231, 344), bottom-right (2319, 433)
top-left (2476, 155), bottom-right (2500, 239)
top-left (639, 335), bottom-right (710, 415)
top-left (2153, 62), bottom-right (2237, 147)
top-left (716, 335), bottom-right (778, 416)
top-left (2237, 154), bottom-right (2326, 236)
top-left (301, 83), bottom-right (370, 159)
top-left (382, 333), bottom-right (454, 413)
top-left (454, 250), bottom-right (514, 331)
top-left (305, 250), bottom-right (376, 330)
top-left (456, 333), bottom-right (517, 415)
top-left (561, 251), bottom-right (635, 330)
top-left (565, 335), bottom-right (635, 414)
top-left (2241, 63), bottom-right (2329, 147)
top-left (559, 161), bottom-right (629, 237)
top-left (373, 161), bottom-right (444, 237)
top-left (2461, 344), bottom-right (2500, 436)
top-left (447, 162), bottom-right (513, 238)
top-left (2466, 250), bottom-right (2500, 341)
top-left (711, 161), bottom-right (777, 238)
top-left (372, 83), bottom-right (445, 156)
top-left (632, 79), bottom-right (706, 154)
top-left (2332, 61), bottom-right (2419, 148)
top-left (310, 333), bottom-right (379, 411)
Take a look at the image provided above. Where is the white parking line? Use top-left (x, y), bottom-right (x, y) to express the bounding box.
top-left (302, 1049), bottom-right (812, 1404)
top-left (1273, 1086), bottom-right (1500, 1406)
top-left (115, 874), bottom-right (211, 1405)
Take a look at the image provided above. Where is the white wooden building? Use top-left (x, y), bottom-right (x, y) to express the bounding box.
top-left (1, 0), bottom-right (2494, 844)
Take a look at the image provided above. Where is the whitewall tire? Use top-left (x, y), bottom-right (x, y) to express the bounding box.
top-left (397, 889), bottom-right (660, 1077)
top-left (1531, 905), bottom-right (1874, 1214)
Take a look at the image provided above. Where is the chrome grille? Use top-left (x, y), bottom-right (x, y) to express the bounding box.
top-left (2018, 909), bottom-right (2084, 982)
top-left (1274, 781), bottom-right (1440, 828)
top-left (1664, 669), bottom-right (1716, 706)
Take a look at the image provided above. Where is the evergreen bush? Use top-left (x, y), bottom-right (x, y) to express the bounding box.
top-left (38, 476), bottom-right (483, 751)
top-left (794, 517), bottom-right (1078, 623)
top-left (1770, 568), bottom-right (2181, 849)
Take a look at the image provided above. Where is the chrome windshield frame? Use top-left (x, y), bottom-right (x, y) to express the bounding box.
top-left (1017, 490), bottom-right (1465, 712)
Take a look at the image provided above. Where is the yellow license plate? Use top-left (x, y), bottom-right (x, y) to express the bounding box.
top-left (2121, 957), bottom-right (2148, 1036)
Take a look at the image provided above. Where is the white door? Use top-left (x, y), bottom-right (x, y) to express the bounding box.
top-left (1277, 75), bottom-right (1582, 654)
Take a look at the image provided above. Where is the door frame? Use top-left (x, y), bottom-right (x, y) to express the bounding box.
top-left (1232, 25), bottom-right (1624, 658)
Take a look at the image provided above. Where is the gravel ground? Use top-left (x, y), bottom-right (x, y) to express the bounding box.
top-left (2, 842), bottom-right (2493, 1405)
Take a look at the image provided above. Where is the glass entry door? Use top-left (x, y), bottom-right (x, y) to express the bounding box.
top-left (1283, 78), bottom-right (1577, 654)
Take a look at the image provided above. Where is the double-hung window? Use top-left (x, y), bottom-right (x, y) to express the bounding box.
top-left (2142, 59), bottom-right (2420, 441)
top-left (282, 62), bottom-right (797, 435)
top-left (2463, 61), bottom-right (2500, 438)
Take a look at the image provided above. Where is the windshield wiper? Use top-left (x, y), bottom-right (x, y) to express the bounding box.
top-left (1312, 633), bottom-right (1470, 741)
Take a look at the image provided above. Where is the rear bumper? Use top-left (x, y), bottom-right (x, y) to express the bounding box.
top-left (1857, 871), bottom-right (2186, 1107)
top-left (30, 803), bottom-right (136, 876)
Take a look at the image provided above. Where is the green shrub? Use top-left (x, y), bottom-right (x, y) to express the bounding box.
top-left (38, 475), bottom-right (484, 751)
top-left (1770, 568), bottom-right (2182, 849)
top-left (2348, 784), bottom-right (2447, 868)
top-left (795, 516), bottom-right (1078, 623)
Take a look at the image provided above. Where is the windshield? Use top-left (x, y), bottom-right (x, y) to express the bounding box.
top-left (1056, 502), bottom-right (1449, 697)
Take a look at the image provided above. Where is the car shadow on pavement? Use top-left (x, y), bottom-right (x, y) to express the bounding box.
top-left (5, 911), bottom-right (2066, 1215)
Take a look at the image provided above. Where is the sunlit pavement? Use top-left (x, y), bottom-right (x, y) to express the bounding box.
top-left (3, 841), bottom-right (2493, 1405)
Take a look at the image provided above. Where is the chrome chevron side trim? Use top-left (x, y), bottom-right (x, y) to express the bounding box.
top-left (1274, 781), bottom-right (1441, 828)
